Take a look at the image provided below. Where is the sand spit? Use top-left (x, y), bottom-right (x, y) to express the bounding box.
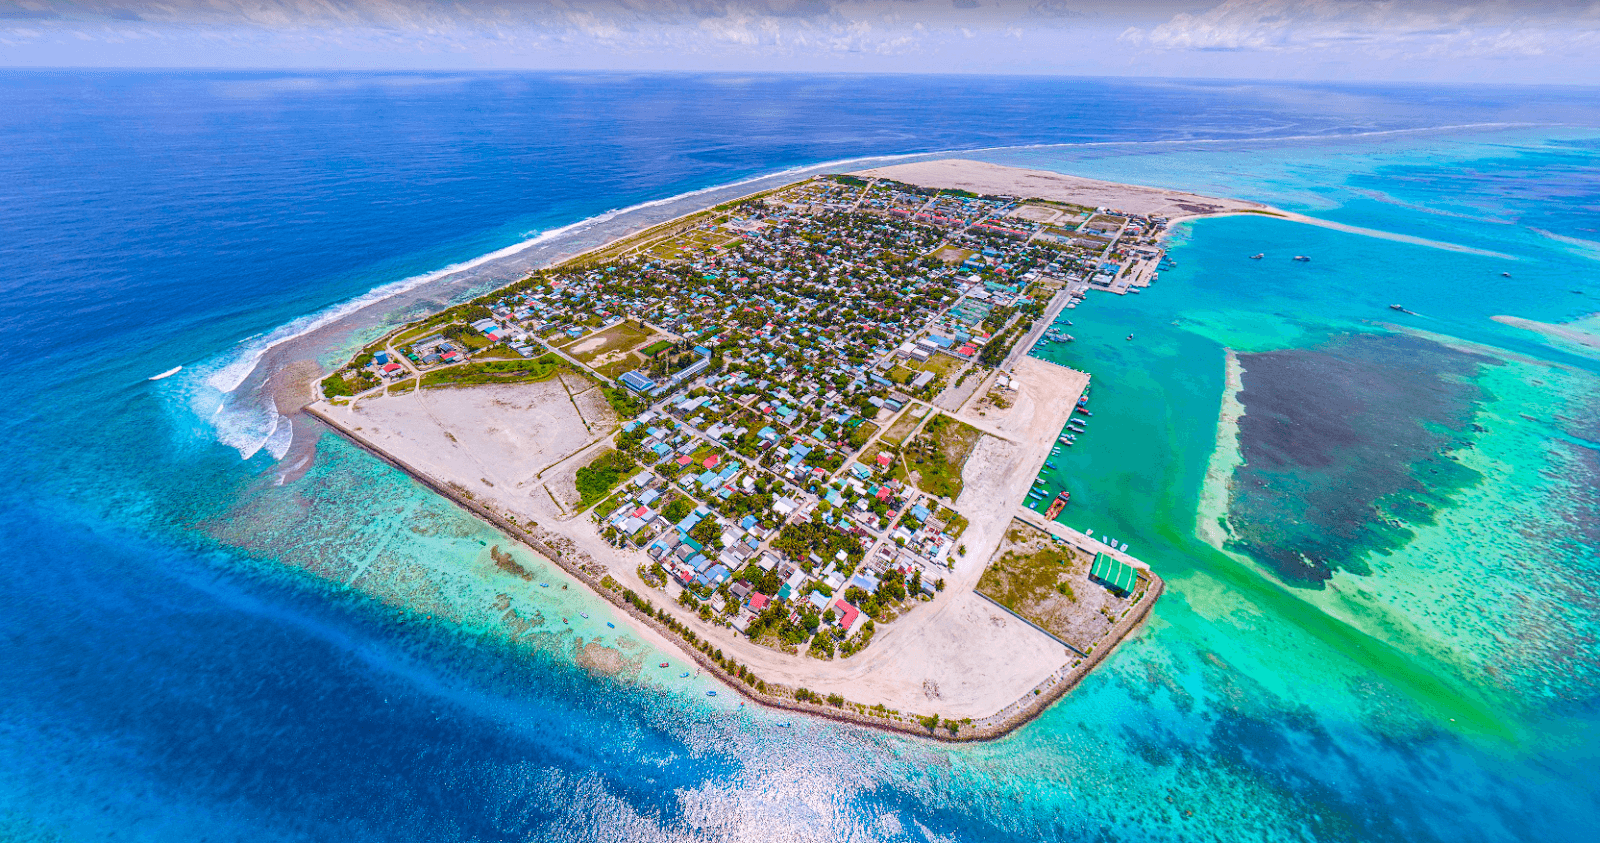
top-left (851, 158), bottom-right (1267, 219)
top-left (1494, 313), bottom-right (1600, 358)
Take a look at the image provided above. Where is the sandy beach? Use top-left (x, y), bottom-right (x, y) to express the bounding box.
top-left (851, 158), bottom-right (1268, 218)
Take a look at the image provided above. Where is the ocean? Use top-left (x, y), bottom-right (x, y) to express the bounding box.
top-left (1, 71), bottom-right (1597, 842)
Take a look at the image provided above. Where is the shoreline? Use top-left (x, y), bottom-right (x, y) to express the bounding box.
top-left (296, 162), bottom-right (1201, 741)
top-left (304, 402), bottom-right (1163, 742)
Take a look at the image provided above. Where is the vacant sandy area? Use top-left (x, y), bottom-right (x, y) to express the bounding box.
top-left (853, 158), bottom-right (1267, 219)
top-left (327, 379), bottom-right (611, 518)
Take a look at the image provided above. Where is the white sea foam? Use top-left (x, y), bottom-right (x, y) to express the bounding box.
top-left (149, 365), bottom-right (183, 381)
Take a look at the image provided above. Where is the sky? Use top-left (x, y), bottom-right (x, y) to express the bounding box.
top-left (1, 1), bottom-right (1597, 84)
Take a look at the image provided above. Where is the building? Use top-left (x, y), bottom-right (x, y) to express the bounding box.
top-left (620, 370), bottom-right (657, 394)
top-left (1090, 552), bottom-right (1138, 596)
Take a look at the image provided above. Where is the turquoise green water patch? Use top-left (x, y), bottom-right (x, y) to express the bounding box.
top-left (1213, 351), bottom-right (1600, 710)
top-left (1223, 331), bottom-right (1495, 586)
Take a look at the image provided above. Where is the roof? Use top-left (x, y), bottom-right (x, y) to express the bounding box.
top-left (832, 599), bottom-right (862, 632)
top-left (1091, 552), bottom-right (1138, 594)
top-left (748, 592), bottom-right (769, 611)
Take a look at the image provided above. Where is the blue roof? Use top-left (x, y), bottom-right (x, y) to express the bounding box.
top-left (740, 515), bottom-right (757, 530)
top-left (620, 371), bottom-right (656, 390)
top-left (910, 504), bottom-right (931, 521)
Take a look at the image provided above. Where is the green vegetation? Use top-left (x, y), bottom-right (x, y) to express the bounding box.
top-left (419, 355), bottom-right (563, 388)
top-left (774, 516), bottom-right (865, 570)
top-left (904, 413), bottom-right (983, 499)
top-left (321, 373), bottom-right (355, 398)
top-left (575, 449), bottom-right (638, 510)
top-left (640, 339), bottom-right (674, 358)
top-left (602, 386), bottom-right (647, 419)
top-left (567, 319), bottom-right (654, 364)
top-left (976, 522), bottom-right (1092, 640)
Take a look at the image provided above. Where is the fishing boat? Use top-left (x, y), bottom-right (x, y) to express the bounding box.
top-left (1045, 460), bottom-right (1057, 469)
top-left (1076, 407), bottom-right (1092, 416)
top-left (660, 662), bottom-right (669, 668)
top-left (607, 622), bottom-right (615, 628)
top-left (1293, 255), bottom-right (1311, 262)
top-left (540, 583), bottom-right (549, 588)
top-left (1126, 334), bottom-right (1134, 341)
top-left (680, 672), bottom-right (689, 678)
top-left (1250, 253), bottom-right (1264, 260)
top-left (707, 691), bottom-right (718, 697)
top-left (580, 613), bottom-right (589, 619)
top-left (562, 618), bottom-right (569, 624)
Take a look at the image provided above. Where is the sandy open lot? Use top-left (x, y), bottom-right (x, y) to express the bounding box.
top-left (853, 158), bottom-right (1267, 219)
top-left (327, 379), bottom-right (612, 519)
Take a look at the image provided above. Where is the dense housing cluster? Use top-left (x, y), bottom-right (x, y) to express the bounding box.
top-left (322, 174), bottom-right (1169, 661)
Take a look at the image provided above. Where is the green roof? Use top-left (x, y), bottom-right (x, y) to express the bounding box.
top-left (1091, 552), bottom-right (1138, 594)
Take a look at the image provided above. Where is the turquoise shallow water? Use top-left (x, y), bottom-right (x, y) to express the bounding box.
top-left (2, 74), bottom-right (1598, 842)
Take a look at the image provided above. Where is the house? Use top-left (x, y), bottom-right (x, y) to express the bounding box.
top-left (832, 598), bottom-right (862, 634)
top-left (749, 592), bottom-right (770, 611)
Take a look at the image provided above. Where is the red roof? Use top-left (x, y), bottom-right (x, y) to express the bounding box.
top-left (676, 455), bottom-right (694, 466)
top-left (748, 593), bottom-right (769, 611)
top-left (832, 599), bottom-right (861, 632)
top-left (875, 454), bottom-right (892, 467)
top-left (381, 363), bottom-right (401, 373)
top-left (876, 486), bottom-right (892, 501)
top-left (703, 454), bottom-right (720, 469)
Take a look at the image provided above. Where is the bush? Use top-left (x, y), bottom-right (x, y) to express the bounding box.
top-left (575, 449), bottom-right (637, 509)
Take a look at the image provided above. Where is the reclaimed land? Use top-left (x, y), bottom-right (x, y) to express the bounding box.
top-left (301, 162), bottom-right (1190, 740)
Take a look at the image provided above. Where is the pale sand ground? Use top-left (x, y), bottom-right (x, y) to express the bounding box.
top-left (310, 356), bottom-right (1091, 720)
top-left (851, 158), bottom-right (1268, 219)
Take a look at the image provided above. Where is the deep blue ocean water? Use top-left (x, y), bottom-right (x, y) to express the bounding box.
top-left (2, 71), bottom-right (1598, 842)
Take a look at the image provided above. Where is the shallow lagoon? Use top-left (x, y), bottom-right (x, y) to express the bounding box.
top-left (1, 75), bottom-right (1597, 841)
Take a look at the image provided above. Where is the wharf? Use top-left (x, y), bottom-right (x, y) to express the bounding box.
top-left (1014, 507), bottom-right (1152, 573)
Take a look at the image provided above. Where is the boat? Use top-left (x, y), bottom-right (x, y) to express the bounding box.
top-left (1044, 491), bottom-right (1072, 520)
top-left (1250, 253), bottom-right (1264, 260)
top-left (1293, 255), bottom-right (1311, 262)
top-left (1076, 407), bottom-right (1092, 416)
top-left (580, 613), bottom-right (589, 619)
top-left (660, 662), bottom-right (669, 668)
top-left (680, 672), bottom-right (689, 678)
top-left (562, 618), bottom-right (569, 624)
top-left (540, 583), bottom-right (549, 588)
top-left (1390, 304), bottom-right (1406, 311)
top-left (1502, 272), bottom-right (1511, 278)
top-left (1045, 460), bottom-right (1057, 469)
top-left (1126, 334), bottom-right (1134, 341)
top-left (607, 622), bottom-right (615, 628)
top-left (148, 365), bottom-right (182, 381)
top-left (707, 691), bottom-right (718, 697)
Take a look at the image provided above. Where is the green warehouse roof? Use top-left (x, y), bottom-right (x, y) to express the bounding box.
top-left (1091, 552), bottom-right (1139, 595)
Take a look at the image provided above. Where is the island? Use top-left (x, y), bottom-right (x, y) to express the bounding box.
top-left (303, 160), bottom-right (1247, 739)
